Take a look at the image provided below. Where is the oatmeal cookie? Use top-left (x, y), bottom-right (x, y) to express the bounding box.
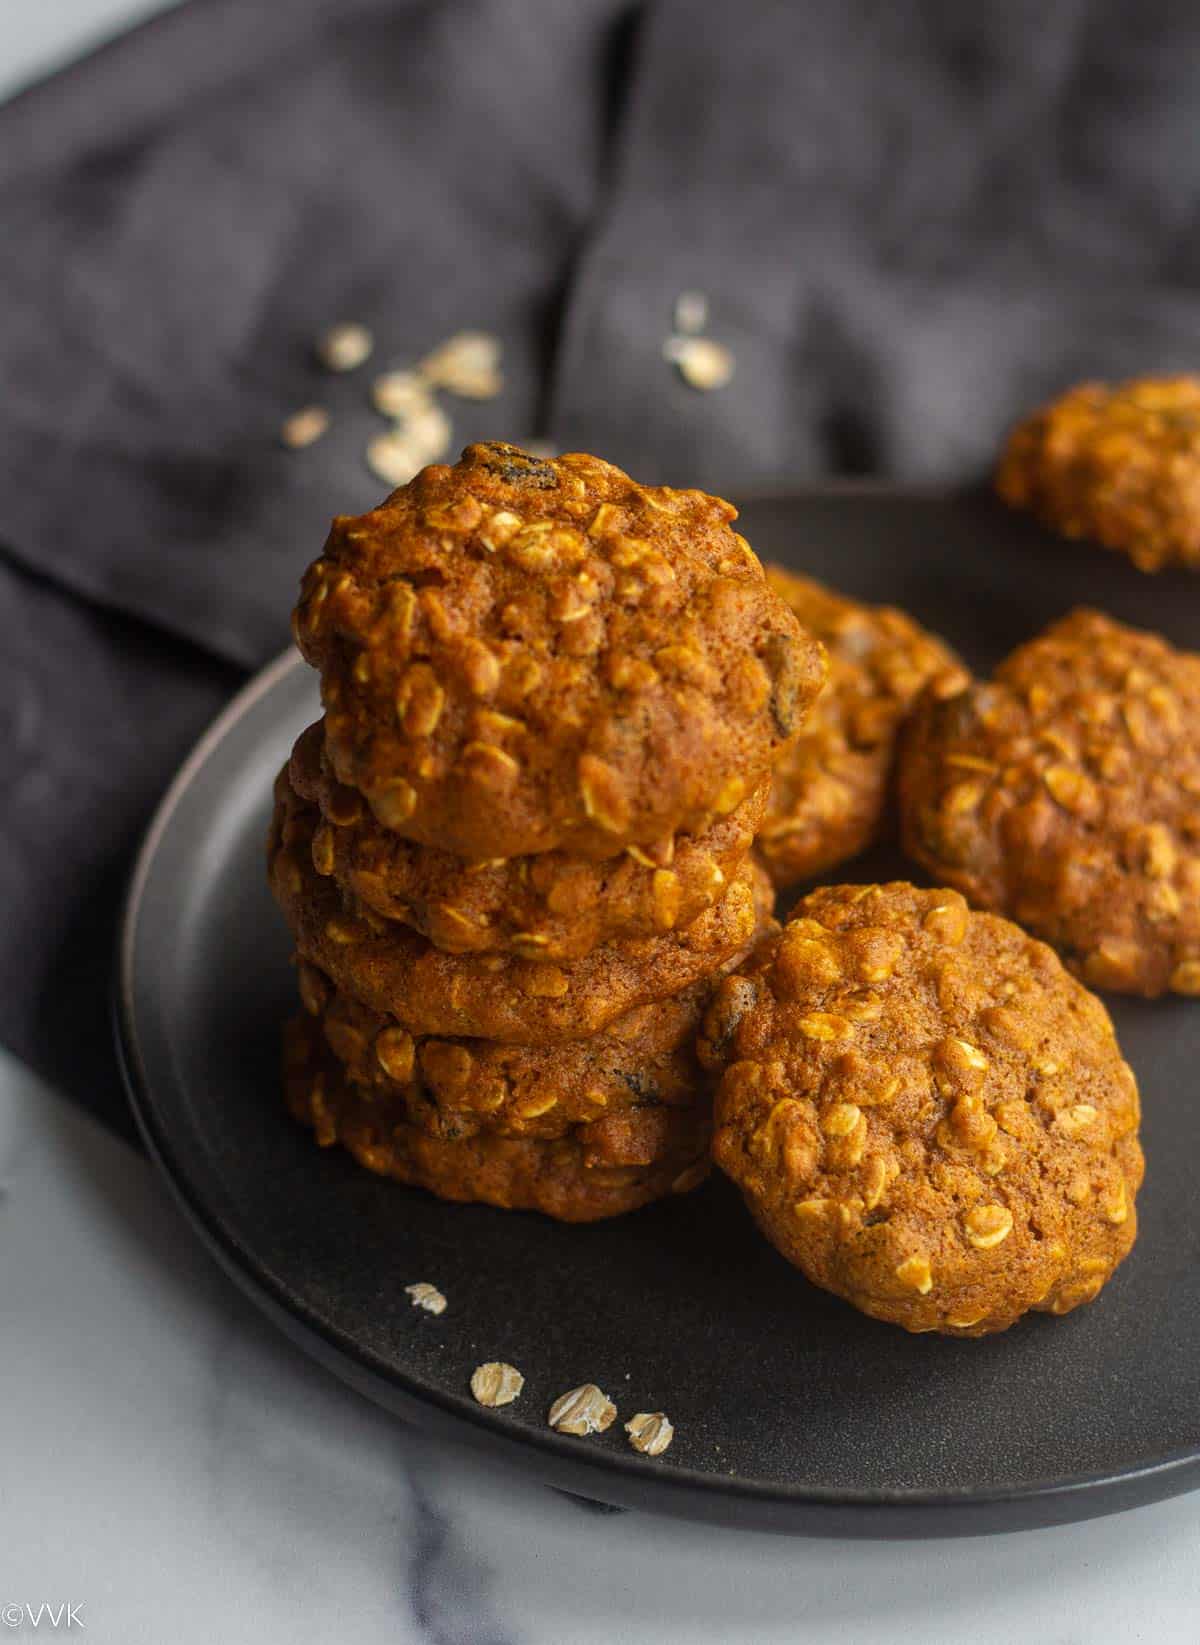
top-left (700, 883), bottom-right (1143, 1336)
top-left (284, 1014), bottom-right (711, 1221)
top-left (290, 718), bottom-right (769, 959)
top-left (270, 768), bottom-right (772, 1041)
top-left (996, 376), bottom-right (1200, 572)
top-left (298, 911), bottom-right (772, 1142)
top-left (756, 568), bottom-right (961, 888)
top-left (292, 442), bottom-right (825, 859)
top-left (898, 609), bottom-right (1200, 997)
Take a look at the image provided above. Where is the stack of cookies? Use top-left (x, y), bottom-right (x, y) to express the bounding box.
top-left (268, 442), bottom-right (825, 1220)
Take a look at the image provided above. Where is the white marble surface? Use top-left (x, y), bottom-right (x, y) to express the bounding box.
top-left (0, 0), bottom-right (182, 102)
top-left (3, 1049), bottom-right (1199, 1644)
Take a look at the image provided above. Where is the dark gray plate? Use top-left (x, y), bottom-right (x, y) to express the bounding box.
top-left (115, 487), bottom-right (1200, 1536)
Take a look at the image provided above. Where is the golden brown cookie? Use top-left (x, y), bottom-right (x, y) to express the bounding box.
top-left (292, 442), bottom-right (825, 860)
top-left (289, 719), bottom-right (769, 959)
top-left (699, 883), bottom-right (1143, 1336)
top-left (298, 901), bottom-right (773, 1142)
top-left (898, 609), bottom-right (1200, 997)
top-left (996, 376), bottom-right (1200, 572)
top-left (756, 567), bottom-right (961, 888)
top-left (284, 1014), bottom-right (711, 1221)
top-left (269, 767), bottom-right (772, 1041)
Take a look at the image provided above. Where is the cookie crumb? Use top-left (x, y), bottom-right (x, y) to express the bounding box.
top-left (317, 322), bottom-right (374, 373)
top-left (625, 1411), bottom-right (674, 1456)
top-left (470, 1362), bottom-right (525, 1407)
top-left (548, 1383), bottom-right (616, 1436)
top-left (405, 1281), bottom-right (447, 1315)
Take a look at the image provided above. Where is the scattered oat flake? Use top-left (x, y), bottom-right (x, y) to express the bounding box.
top-left (406, 401), bottom-right (453, 457)
top-left (673, 290), bottom-right (709, 335)
top-left (666, 335), bottom-right (734, 391)
top-left (368, 433), bottom-right (425, 488)
top-left (371, 370), bottom-right (433, 420)
top-left (470, 1362), bottom-right (525, 1408)
top-left (451, 365), bottom-right (504, 400)
top-left (317, 322), bottom-right (374, 372)
top-left (625, 1411), bottom-right (674, 1456)
top-left (279, 406), bottom-right (330, 449)
top-left (548, 1383), bottom-right (616, 1436)
top-left (366, 404), bottom-right (452, 486)
top-left (419, 331), bottom-right (503, 398)
top-left (405, 1282), bottom-right (447, 1315)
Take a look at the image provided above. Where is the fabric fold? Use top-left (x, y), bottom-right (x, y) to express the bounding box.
top-left (0, 0), bottom-right (629, 668)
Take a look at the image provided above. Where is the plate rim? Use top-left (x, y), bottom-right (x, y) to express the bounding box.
top-left (113, 497), bottom-right (1200, 1537)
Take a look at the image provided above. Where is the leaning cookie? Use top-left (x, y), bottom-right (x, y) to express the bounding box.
top-left (898, 609), bottom-right (1200, 997)
top-left (756, 567), bottom-right (961, 888)
top-left (292, 441), bottom-right (826, 860)
top-left (996, 375), bottom-right (1200, 572)
top-left (289, 719), bottom-right (769, 959)
top-left (270, 767), bottom-right (772, 1042)
top-left (699, 883), bottom-right (1143, 1336)
top-left (284, 1014), bottom-right (712, 1221)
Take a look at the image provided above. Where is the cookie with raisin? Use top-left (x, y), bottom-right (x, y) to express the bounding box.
top-left (269, 765), bottom-right (772, 1041)
top-left (292, 442), bottom-right (825, 859)
top-left (284, 1014), bottom-right (711, 1221)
